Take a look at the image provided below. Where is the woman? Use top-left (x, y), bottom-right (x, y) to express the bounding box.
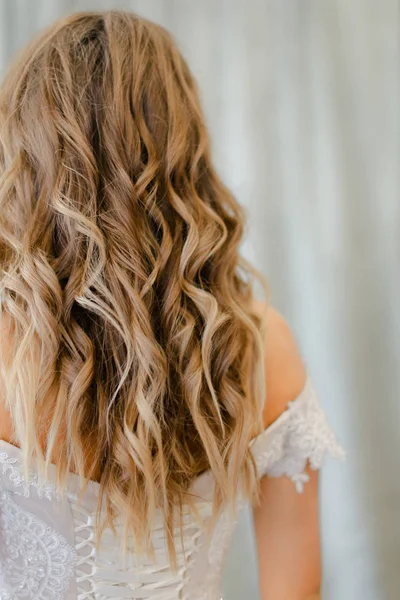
top-left (0, 10), bottom-right (343, 600)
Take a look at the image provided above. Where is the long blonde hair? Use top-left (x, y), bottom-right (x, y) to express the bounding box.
top-left (0, 10), bottom-right (268, 564)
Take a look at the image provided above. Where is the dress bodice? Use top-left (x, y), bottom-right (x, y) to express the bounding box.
top-left (0, 376), bottom-right (344, 600)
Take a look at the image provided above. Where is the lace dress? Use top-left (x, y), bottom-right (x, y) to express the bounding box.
top-left (0, 376), bottom-right (344, 600)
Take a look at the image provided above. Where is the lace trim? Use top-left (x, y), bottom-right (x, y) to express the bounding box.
top-left (251, 378), bottom-right (345, 492)
top-left (0, 487), bottom-right (76, 599)
top-left (0, 452), bottom-right (61, 501)
top-left (199, 508), bottom-right (238, 597)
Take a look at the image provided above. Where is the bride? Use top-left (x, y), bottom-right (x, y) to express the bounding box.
top-left (0, 10), bottom-right (343, 599)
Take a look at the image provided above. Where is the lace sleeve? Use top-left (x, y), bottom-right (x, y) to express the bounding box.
top-left (250, 377), bottom-right (345, 492)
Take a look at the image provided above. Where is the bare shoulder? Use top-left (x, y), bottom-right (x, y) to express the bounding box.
top-left (252, 300), bottom-right (307, 429)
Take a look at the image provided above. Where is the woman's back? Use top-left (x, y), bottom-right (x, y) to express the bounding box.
top-left (0, 375), bottom-right (342, 599)
top-left (0, 10), bottom-right (344, 599)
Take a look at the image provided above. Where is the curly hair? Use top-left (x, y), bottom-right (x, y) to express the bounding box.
top-left (0, 10), bottom-right (269, 565)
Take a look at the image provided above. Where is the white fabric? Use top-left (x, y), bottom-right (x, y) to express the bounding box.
top-left (0, 376), bottom-right (344, 600)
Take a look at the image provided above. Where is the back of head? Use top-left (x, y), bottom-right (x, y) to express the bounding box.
top-left (0, 10), bottom-right (268, 563)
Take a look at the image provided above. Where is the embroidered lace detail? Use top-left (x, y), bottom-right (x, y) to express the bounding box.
top-left (208, 509), bottom-right (236, 567)
top-left (0, 452), bottom-right (60, 501)
top-left (252, 378), bottom-right (345, 492)
top-left (201, 508), bottom-right (238, 597)
top-left (0, 487), bottom-right (76, 599)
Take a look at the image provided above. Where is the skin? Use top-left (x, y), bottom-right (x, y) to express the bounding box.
top-left (254, 303), bottom-right (321, 600)
top-left (0, 305), bottom-right (320, 599)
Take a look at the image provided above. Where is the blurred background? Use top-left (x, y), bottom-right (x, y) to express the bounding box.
top-left (1, 1), bottom-right (399, 598)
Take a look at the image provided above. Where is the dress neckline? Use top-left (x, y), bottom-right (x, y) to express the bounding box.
top-left (0, 376), bottom-right (313, 499)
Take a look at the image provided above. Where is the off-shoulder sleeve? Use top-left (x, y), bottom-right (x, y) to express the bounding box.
top-left (250, 376), bottom-right (345, 492)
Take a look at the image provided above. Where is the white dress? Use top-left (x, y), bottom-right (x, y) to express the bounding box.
top-left (0, 376), bottom-right (344, 600)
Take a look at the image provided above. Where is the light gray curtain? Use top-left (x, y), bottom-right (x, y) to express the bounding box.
top-left (1, 1), bottom-right (399, 598)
